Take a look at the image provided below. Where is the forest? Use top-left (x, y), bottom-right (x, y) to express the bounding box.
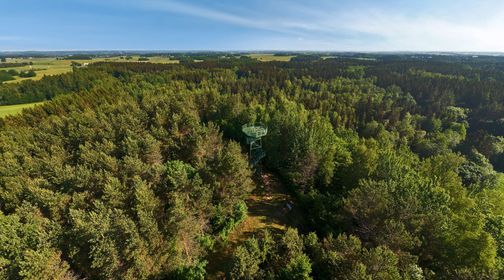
top-left (1, 54), bottom-right (504, 279)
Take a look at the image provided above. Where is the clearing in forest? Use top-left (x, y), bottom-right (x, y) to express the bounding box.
top-left (0, 102), bottom-right (45, 118)
top-left (247, 53), bottom-right (294, 62)
top-left (206, 171), bottom-right (304, 279)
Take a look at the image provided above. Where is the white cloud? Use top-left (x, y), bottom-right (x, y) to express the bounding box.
top-left (325, 9), bottom-right (504, 51)
top-left (129, 0), bottom-right (504, 51)
top-left (140, 0), bottom-right (303, 35)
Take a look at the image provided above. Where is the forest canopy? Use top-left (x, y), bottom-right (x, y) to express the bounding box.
top-left (1, 54), bottom-right (504, 279)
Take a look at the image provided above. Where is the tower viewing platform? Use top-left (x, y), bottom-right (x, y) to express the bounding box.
top-left (242, 123), bottom-right (267, 165)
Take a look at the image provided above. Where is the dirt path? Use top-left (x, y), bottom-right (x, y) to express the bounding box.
top-left (206, 171), bottom-right (303, 279)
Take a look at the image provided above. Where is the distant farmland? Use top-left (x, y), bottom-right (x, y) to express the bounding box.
top-left (247, 53), bottom-right (294, 62)
top-left (0, 56), bottom-right (178, 83)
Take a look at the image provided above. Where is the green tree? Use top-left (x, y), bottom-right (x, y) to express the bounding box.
top-left (281, 254), bottom-right (313, 280)
top-left (230, 238), bottom-right (264, 280)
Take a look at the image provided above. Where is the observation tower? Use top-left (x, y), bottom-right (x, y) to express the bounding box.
top-left (242, 123), bottom-right (268, 166)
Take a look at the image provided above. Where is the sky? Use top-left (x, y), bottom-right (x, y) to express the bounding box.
top-left (1, 0), bottom-right (504, 52)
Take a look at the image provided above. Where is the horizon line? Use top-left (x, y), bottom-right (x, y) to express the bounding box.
top-left (2, 49), bottom-right (504, 54)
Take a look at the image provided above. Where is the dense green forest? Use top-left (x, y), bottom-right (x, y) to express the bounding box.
top-left (1, 55), bottom-right (504, 279)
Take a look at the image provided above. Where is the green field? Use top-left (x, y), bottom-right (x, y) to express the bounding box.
top-left (1, 56), bottom-right (178, 83)
top-left (247, 53), bottom-right (294, 62)
top-left (0, 102), bottom-right (45, 118)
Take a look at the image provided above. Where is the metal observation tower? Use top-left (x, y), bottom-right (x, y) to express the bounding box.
top-left (242, 123), bottom-right (268, 166)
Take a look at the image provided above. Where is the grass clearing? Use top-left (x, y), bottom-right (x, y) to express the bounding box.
top-left (0, 102), bottom-right (45, 118)
top-left (2, 56), bottom-right (178, 83)
top-left (206, 171), bottom-right (304, 279)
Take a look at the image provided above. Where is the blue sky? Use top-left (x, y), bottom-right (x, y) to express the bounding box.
top-left (1, 0), bottom-right (504, 51)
